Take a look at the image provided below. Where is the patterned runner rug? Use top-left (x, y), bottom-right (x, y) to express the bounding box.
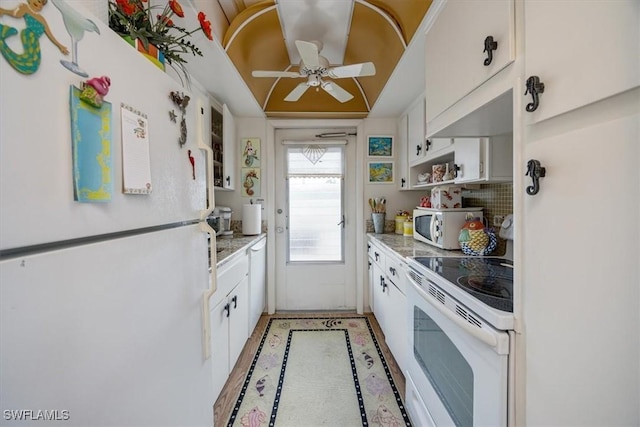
top-left (226, 317), bottom-right (411, 427)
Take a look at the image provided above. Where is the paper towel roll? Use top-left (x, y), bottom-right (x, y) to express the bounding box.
top-left (242, 204), bottom-right (261, 235)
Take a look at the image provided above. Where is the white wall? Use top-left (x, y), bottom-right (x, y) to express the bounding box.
top-left (362, 118), bottom-right (425, 223)
top-left (215, 117), bottom-right (268, 219)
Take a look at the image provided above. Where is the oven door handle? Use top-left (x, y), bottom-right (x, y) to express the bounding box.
top-left (418, 279), bottom-right (500, 350)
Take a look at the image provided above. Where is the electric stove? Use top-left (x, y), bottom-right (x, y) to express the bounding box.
top-left (406, 256), bottom-right (515, 330)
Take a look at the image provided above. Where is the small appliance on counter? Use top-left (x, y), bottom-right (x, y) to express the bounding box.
top-left (213, 206), bottom-right (233, 237)
top-left (413, 207), bottom-right (483, 249)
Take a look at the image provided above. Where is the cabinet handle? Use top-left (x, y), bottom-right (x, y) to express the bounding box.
top-left (367, 243), bottom-right (371, 251)
top-left (524, 76), bottom-right (545, 112)
top-left (483, 36), bottom-right (498, 66)
top-left (389, 266), bottom-right (396, 276)
top-left (416, 144), bottom-right (422, 156)
top-left (224, 303), bottom-right (230, 318)
top-left (379, 275), bottom-right (385, 288)
top-left (525, 159), bottom-right (546, 196)
top-left (225, 176), bottom-right (231, 186)
top-left (368, 261), bottom-right (371, 270)
top-left (453, 163), bottom-right (461, 178)
top-left (401, 178), bottom-right (406, 188)
top-left (232, 295), bottom-right (237, 309)
top-left (425, 139), bottom-right (431, 151)
top-left (375, 252), bottom-right (380, 261)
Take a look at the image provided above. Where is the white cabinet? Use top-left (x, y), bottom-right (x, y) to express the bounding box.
top-left (210, 101), bottom-right (236, 190)
top-left (518, 3), bottom-right (639, 424)
top-left (396, 114), bottom-right (409, 190)
top-left (523, 1), bottom-right (639, 123)
top-left (424, 137), bottom-right (453, 161)
top-left (367, 238), bottom-right (408, 373)
top-left (425, 0), bottom-right (515, 123)
top-left (222, 104), bottom-right (236, 190)
top-left (210, 252), bottom-right (249, 401)
top-left (410, 135), bottom-right (512, 188)
top-left (248, 237), bottom-right (266, 334)
top-left (382, 252), bottom-right (407, 372)
top-left (407, 97), bottom-right (426, 165)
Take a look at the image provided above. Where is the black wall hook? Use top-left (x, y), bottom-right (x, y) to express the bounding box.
top-left (483, 36), bottom-right (498, 66)
top-left (524, 76), bottom-right (545, 112)
top-left (525, 159), bottom-right (546, 195)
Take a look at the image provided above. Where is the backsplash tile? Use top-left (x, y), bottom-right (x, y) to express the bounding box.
top-left (462, 183), bottom-right (513, 223)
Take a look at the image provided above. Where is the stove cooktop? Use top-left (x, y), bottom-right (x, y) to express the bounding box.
top-left (413, 257), bottom-right (514, 313)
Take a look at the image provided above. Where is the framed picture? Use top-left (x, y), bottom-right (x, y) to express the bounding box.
top-left (367, 135), bottom-right (393, 157)
top-left (241, 167), bottom-right (261, 197)
top-left (368, 161), bottom-right (394, 184)
top-left (241, 137), bottom-right (261, 168)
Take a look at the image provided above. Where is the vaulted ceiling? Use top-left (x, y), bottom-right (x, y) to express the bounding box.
top-left (216, 0), bottom-right (433, 118)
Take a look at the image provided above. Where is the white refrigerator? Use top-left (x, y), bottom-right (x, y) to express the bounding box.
top-left (0, 3), bottom-right (217, 426)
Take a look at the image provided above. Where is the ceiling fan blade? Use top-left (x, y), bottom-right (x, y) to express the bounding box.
top-left (295, 40), bottom-right (320, 68)
top-left (252, 70), bottom-right (302, 78)
top-left (326, 62), bottom-right (376, 78)
top-left (321, 81), bottom-right (354, 103)
top-left (284, 82), bottom-right (310, 102)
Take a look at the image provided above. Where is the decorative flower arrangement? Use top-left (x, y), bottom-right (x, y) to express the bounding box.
top-left (108, 0), bottom-right (212, 84)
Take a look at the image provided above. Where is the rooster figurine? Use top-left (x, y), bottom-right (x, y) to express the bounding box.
top-left (459, 213), bottom-right (497, 256)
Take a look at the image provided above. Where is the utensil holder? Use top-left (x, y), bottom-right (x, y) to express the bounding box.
top-left (372, 213), bottom-right (385, 234)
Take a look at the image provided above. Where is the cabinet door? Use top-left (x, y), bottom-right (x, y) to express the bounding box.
top-left (522, 113), bottom-right (639, 425)
top-left (228, 276), bottom-right (249, 369)
top-left (367, 256), bottom-right (374, 311)
top-left (524, 1), bottom-right (639, 123)
top-left (425, 0), bottom-right (515, 122)
top-left (397, 114), bottom-right (409, 189)
top-left (386, 282), bottom-right (407, 373)
top-left (407, 98), bottom-right (426, 164)
top-left (425, 137), bottom-right (454, 161)
top-left (371, 262), bottom-right (387, 334)
top-left (210, 298), bottom-right (230, 401)
top-left (248, 239), bottom-right (266, 333)
top-left (454, 138), bottom-right (483, 182)
top-left (222, 104), bottom-right (236, 190)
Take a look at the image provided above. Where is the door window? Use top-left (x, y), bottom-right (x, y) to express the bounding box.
top-left (286, 145), bottom-right (344, 262)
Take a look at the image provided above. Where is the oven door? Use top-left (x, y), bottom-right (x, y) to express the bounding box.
top-left (405, 274), bottom-right (510, 427)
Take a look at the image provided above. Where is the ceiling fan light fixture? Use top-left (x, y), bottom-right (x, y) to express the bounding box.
top-left (307, 74), bottom-right (321, 87)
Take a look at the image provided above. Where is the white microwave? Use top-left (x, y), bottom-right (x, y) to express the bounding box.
top-left (413, 207), bottom-right (483, 249)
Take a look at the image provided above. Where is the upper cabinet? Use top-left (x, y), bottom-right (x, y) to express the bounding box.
top-left (409, 135), bottom-right (512, 188)
top-left (406, 97), bottom-right (426, 165)
top-left (222, 104), bottom-right (236, 190)
top-left (397, 114), bottom-right (409, 190)
top-left (523, 1), bottom-right (639, 123)
top-left (210, 100), bottom-right (236, 190)
top-left (425, 0), bottom-right (515, 124)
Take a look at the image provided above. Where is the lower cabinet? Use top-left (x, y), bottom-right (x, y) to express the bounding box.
top-left (248, 237), bottom-right (267, 333)
top-left (367, 238), bottom-right (408, 373)
top-left (210, 252), bottom-right (250, 401)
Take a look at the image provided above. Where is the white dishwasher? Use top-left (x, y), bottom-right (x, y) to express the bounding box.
top-left (248, 237), bottom-right (267, 333)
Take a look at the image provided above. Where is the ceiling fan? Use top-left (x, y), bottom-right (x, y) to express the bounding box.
top-left (251, 40), bottom-right (376, 103)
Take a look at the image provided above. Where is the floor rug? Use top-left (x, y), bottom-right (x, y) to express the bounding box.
top-left (226, 317), bottom-right (412, 427)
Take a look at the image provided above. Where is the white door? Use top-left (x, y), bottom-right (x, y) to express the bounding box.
top-left (274, 131), bottom-right (357, 310)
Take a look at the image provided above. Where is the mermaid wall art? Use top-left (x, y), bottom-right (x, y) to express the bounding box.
top-left (0, 0), bottom-right (69, 74)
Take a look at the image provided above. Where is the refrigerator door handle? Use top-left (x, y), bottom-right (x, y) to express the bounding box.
top-left (200, 222), bottom-right (218, 360)
top-left (197, 98), bottom-right (215, 220)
